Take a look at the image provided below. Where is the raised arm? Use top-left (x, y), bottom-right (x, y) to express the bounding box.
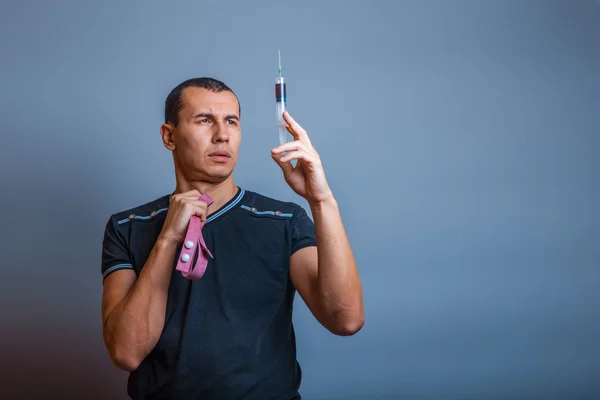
top-left (289, 198), bottom-right (364, 336)
top-left (271, 112), bottom-right (364, 336)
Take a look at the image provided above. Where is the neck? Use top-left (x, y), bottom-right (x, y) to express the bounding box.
top-left (172, 175), bottom-right (238, 214)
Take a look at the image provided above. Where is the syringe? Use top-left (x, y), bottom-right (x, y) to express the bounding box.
top-left (275, 50), bottom-right (289, 146)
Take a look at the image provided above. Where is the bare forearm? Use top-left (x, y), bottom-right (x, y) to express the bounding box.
top-left (310, 196), bottom-right (364, 333)
top-left (104, 238), bottom-right (177, 369)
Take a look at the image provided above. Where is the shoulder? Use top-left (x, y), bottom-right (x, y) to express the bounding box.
top-left (106, 193), bottom-right (171, 229)
top-left (236, 189), bottom-right (316, 251)
top-left (239, 189), bottom-right (310, 220)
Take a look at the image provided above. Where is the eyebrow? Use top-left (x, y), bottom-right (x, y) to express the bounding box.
top-left (192, 113), bottom-right (239, 121)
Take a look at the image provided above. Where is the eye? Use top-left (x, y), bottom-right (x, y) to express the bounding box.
top-left (200, 118), bottom-right (209, 123)
top-left (227, 119), bottom-right (237, 125)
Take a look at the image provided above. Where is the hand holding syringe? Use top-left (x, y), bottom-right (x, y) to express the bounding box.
top-left (270, 55), bottom-right (334, 205)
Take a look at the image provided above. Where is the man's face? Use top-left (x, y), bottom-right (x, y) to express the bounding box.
top-left (166, 87), bottom-right (241, 183)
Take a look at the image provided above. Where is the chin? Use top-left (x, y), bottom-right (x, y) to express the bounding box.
top-left (184, 160), bottom-right (236, 182)
top-left (206, 169), bottom-right (234, 182)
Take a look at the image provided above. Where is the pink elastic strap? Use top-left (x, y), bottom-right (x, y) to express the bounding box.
top-left (175, 193), bottom-right (214, 280)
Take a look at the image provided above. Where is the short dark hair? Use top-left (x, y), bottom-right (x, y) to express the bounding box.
top-left (164, 77), bottom-right (240, 126)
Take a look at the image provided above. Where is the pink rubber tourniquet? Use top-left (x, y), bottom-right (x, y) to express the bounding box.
top-left (175, 193), bottom-right (214, 280)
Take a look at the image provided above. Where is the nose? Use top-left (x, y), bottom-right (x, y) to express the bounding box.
top-left (212, 121), bottom-right (229, 143)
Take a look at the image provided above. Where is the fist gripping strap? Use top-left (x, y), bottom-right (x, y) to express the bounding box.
top-left (175, 193), bottom-right (214, 280)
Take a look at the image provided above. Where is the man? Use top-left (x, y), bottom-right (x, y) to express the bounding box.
top-left (100, 77), bottom-right (364, 399)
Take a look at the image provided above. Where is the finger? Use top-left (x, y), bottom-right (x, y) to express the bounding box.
top-left (172, 190), bottom-right (202, 202)
top-left (271, 151), bottom-right (294, 177)
top-left (271, 139), bottom-right (311, 155)
top-left (279, 149), bottom-right (319, 165)
top-left (177, 189), bottom-right (201, 196)
top-left (185, 191), bottom-right (205, 200)
top-left (283, 112), bottom-right (313, 147)
top-left (184, 199), bottom-right (209, 217)
top-left (190, 204), bottom-right (209, 223)
top-left (188, 199), bottom-right (209, 209)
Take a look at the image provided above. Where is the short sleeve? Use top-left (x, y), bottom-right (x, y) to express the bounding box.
top-left (291, 207), bottom-right (317, 255)
top-left (101, 216), bottom-right (134, 283)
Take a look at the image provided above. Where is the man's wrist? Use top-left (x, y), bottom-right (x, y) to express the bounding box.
top-left (309, 192), bottom-right (338, 214)
top-left (155, 234), bottom-right (179, 251)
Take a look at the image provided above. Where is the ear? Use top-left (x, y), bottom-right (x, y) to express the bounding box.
top-left (160, 123), bottom-right (176, 151)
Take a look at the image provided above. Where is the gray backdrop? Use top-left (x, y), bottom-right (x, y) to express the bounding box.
top-left (1, 0), bottom-right (598, 399)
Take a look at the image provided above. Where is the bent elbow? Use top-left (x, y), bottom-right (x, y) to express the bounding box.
top-left (339, 320), bottom-right (364, 336)
top-left (109, 348), bottom-right (142, 372)
top-left (331, 316), bottom-right (364, 336)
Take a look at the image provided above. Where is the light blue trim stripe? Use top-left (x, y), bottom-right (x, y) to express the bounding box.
top-left (116, 189), bottom-right (245, 226)
top-left (240, 205), bottom-right (293, 218)
top-left (118, 207), bottom-right (168, 224)
top-left (206, 189), bottom-right (246, 223)
top-left (103, 263), bottom-right (134, 279)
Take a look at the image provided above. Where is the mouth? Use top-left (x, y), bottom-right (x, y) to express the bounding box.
top-left (208, 150), bottom-right (231, 163)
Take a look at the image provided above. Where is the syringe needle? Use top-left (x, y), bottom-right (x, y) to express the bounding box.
top-left (278, 49), bottom-right (281, 76)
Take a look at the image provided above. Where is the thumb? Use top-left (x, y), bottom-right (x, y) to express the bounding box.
top-left (271, 151), bottom-right (294, 178)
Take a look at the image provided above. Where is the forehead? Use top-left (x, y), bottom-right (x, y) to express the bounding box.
top-left (179, 87), bottom-right (239, 117)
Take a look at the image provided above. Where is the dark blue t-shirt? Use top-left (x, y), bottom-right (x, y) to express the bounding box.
top-left (101, 187), bottom-right (317, 400)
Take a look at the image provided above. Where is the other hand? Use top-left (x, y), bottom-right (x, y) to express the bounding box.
top-left (158, 190), bottom-right (210, 245)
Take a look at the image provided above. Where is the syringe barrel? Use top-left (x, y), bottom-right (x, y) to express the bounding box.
top-left (275, 76), bottom-right (286, 127)
top-left (276, 100), bottom-right (286, 126)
